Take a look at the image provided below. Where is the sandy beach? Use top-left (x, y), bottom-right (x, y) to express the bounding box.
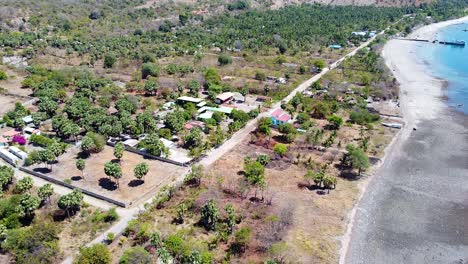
top-left (342, 16), bottom-right (468, 264)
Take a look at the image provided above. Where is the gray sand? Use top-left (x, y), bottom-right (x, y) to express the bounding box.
top-left (343, 18), bottom-right (468, 264)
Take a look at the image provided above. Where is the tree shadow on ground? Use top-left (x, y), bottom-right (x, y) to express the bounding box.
top-left (99, 178), bottom-right (117, 191)
top-left (128, 179), bottom-right (144, 187)
top-left (334, 163), bottom-right (360, 181)
top-left (71, 176), bottom-right (82, 181)
top-left (33, 167), bottom-right (51, 174)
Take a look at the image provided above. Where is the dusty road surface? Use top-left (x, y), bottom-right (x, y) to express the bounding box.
top-left (343, 20), bottom-right (468, 264)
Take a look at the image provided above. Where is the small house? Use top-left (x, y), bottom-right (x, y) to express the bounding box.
top-left (232, 92), bottom-right (245, 103)
top-left (22, 115), bottom-right (34, 124)
top-left (329, 44), bottom-right (342, 50)
top-left (9, 146), bottom-right (28, 160)
top-left (122, 139), bottom-right (139, 148)
top-left (3, 130), bottom-right (21, 140)
top-left (0, 149), bottom-right (20, 166)
top-left (177, 96), bottom-right (204, 105)
top-left (185, 120), bottom-right (205, 130)
top-left (270, 109), bottom-right (291, 127)
top-left (23, 127), bottom-right (40, 138)
top-left (215, 92), bottom-right (234, 104)
top-left (0, 137), bottom-right (8, 148)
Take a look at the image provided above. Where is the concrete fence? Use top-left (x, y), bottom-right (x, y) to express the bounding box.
top-left (19, 167), bottom-right (127, 208)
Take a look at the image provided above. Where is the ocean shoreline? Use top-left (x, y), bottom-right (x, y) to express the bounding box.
top-left (340, 15), bottom-right (468, 264)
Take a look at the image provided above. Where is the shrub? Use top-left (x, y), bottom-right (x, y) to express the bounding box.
top-left (104, 53), bottom-right (116, 68)
top-left (164, 234), bottom-right (185, 256)
top-left (255, 71), bottom-right (266, 81)
top-left (141, 63), bottom-right (160, 79)
top-left (273, 143), bottom-right (288, 157)
top-left (119, 246), bottom-right (151, 264)
top-left (349, 110), bottom-right (379, 125)
top-left (0, 70), bottom-right (7, 80)
top-left (12, 135), bottom-right (27, 145)
top-left (218, 54), bottom-right (232, 65)
top-left (74, 244), bottom-right (111, 264)
top-left (29, 134), bottom-right (55, 147)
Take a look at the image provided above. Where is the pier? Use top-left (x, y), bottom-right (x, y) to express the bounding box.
top-left (396, 38), bottom-right (465, 46)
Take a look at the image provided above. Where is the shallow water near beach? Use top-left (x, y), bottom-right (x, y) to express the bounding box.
top-left (416, 22), bottom-right (468, 114)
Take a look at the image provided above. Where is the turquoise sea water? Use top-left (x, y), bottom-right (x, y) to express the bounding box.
top-left (416, 22), bottom-right (468, 114)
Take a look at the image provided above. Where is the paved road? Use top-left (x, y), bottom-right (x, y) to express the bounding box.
top-left (61, 27), bottom-right (387, 263)
top-left (201, 29), bottom-right (385, 167)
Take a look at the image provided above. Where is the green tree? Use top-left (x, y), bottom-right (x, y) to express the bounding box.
top-left (273, 143), bottom-right (288, 157)
top-left (230, 226), bottom-right (252, 254)
top-left (16, 193), bottom-right (40, 218)
top-left (76, 159), bottom-right (86, 179)
top-left (141, 133), bottom-right (168, 157)
top-left (104, 53), bottom-right (116, 68)
top-left (184, 164), bottom-right (204, 186)
top-left (74, 244), bottom-right (111, 264)
top-left (176, 203), bottom-right (187, 223)
top-left (200, 199), bottom-right (219, 231)
top-left (0, 70), bottom-right (7, 80)
top-left (327, 114), bottom-right (343, 130)
top-left (81, 136), bottom-right (96, 155)
top-left (16, 177), bottom-right (33, 194)
top-left (322, 176), bottom-right (337, 193)
top-left (188, 79), bottom-right (201, 95)
top-left (313, 59), bottom-right (326, 71)
top-left (144, 79), bottom-right (158, 95)
top-left (344, 145), bottom-right (370, 175)
top-left (204, 68), bottom-right (221, 86)
top-left (257, 117), bottom-right (272, 135)
top-left (119, 246), bottom-right (151, 264)
top-left (244, 160), bottom-right (266, 199)
top-left (58, 189), bottom-right (83, 218)
top-left (113, 142), bottom-right (125, 162)
top-left (104, 162), bottom-right (122, 188)
top-left (38, 184), bottom-right (54, 204)
top-left (225, 204), bottom-right (235, 233)
top-left (134, 162), bottom-right (149, 181)
top-left (141, 63), bottom-right (160, 79)
top-left (0, 165), bottom-right (14, 190)
top-left (218, 54), bottom-right (233, 65)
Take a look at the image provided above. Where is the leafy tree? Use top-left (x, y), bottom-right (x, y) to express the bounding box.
top-left (2, 220), bottom-right (60, 263)
top-left (184, 127), bottom-right (203, 149)
top-left (0, 70), bottom-right (7, 80)
top-left (16, 177), bottom-right (33, 194)
top-left (134, 162), bottom-right (149, 181)
top-left (208, 125), bottom-right (225, 146)
top-left (273, 143), bottom-right (288, 157)
top-left (38, 184), bottom-right (54, 204)
top-left (200, 199), bottom-right (219, 231)
top-left (141, 63), bottom-right (160, 79)
top-left (344, 145), bottom-right (370, 175)
top-left (115, 97), bottom-right (137, 114)
top-left (144, 79), bottom-right (158, 95)
top-left (16, 193), bottom-right (40, 218)
top-left (184, 164), bottom-right (204, 186)
top-left (164, 111), bottom-right (186, 133)
top-left (230, 226), bottom-right (252, 254)
top-left (76, 159), bottom-right (86, 179)
top-left (157, 247), bottom-right (172, 264)
top-left (313, 60), bottom-right (326, 71)
top-left (0, 166), bottom-right (14, 190)
top-left (58, 189), bottom-right (84, 218)
top-left (74, 244), bottom-right (111, 264)
top-left (119, 246), bottom-right (151, 264)
top-left (104, 53), bottom-right (116, 68)
top-left (141, 133), bottom-right (168, 157)
top-left (204, 68), bottom-right (221, 86)
top-left (225, 204), bottom-right (235, 233)
top-left (256, 154), bottom-right (270, 166)
top-left (188, 79), bottom-right (201, 95)
top-left (104, 162), bottom-right (122, 188)
top-left (38, 98), bottom-right (59, 117)
top-left (296, 112), bottom-right (310, 124)
top-left (81, 136), bottom-right (96, 155)
top-left (311, 101), bottom-right (331, 119)
top-left (176, 203), bottom-right (187, 223)
top-left (113, 142), bottom-right (125, 162)
top-left (244, 160), bottom-right (266, 199)
top-left (218, 54), bottom-right (233, 65)
top-left (322, 176), bottom-right (337, 193)
top-left (257, 117), bottom-right (272, 135)
top-left (327, 114), bottom-right (343, 130)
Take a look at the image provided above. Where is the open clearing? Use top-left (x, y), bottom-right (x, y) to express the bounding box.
top-left (30, 146), bottom-right (188, 205)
